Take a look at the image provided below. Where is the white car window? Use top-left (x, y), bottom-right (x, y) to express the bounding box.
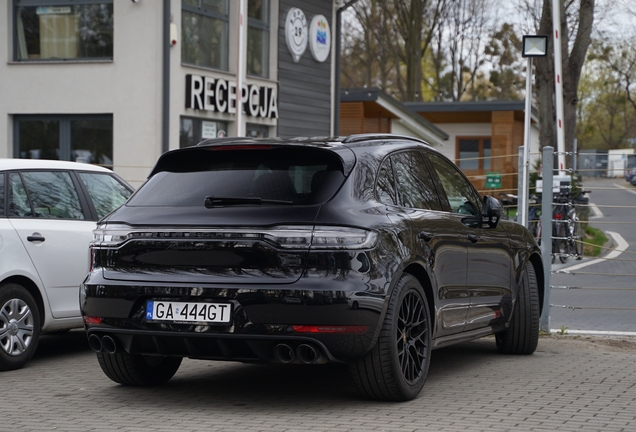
top-left (79, 173), bottom-right (132, 219)
top-left (0, 173), bottom-right (4, 215)
top-left (8, 173), bottom-right (32, 217)
top-left (21, 171), bottom-right (85, 220)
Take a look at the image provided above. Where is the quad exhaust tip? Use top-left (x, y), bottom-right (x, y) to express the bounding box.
top-left (88, 334), bottom-right (117, 354)
top-left (273, 343), bottom-right (327, 364)
top-left (296, 344), bottom-right (325, 364)
top-left (273, 343), bottom-right (295, 363)
top-left (101, 335), bottom-right (117, 354)
top-left (87, 334), bottom-right (102, 353)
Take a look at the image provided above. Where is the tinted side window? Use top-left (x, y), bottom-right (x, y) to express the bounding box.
top-left (8, 173), bottom-right (32, 217)
top-left (79, 173), bottom-right (132, 219)
top-left (0, 173), bottom-right (4, 216)
top-left (376, 158), bottom-right (397, 205)
top-left (392, 151), bottom-right (442, 211)
top-left (426, 152), bottom-right (482, 216)
top-left (21, 171), bottom-right (85, 220)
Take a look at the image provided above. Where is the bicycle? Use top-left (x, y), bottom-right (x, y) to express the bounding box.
top-left (553, 192), bottom-right (586, 263)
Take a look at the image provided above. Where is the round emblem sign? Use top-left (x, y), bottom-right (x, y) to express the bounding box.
top-left (308, 15), bottom-right (331, 63)
top-left (285, 7), bottom-right (308, 63)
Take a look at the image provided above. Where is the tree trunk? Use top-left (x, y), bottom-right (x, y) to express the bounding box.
top-left (535, 0), bottom-right (594, 168)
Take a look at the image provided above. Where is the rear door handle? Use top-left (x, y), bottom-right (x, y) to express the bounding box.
top-left (27, 234), bottom-right (46, 242)
top-left (418, 231), bottom-right (433, 242)
top-left (467, 233), bottom-right (478, 243)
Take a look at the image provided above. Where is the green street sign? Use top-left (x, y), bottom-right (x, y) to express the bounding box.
top-left (485, 172), bottom-right (502, 189)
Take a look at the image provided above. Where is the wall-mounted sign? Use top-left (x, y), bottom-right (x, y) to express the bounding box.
top-left (308, 15), bottom-right (330, 62)
top-left (485, 172), bottom-right (502, 189)
top-left (185, 74), bottom-right (278, 119)
top-left (285, 7), bottom-right (308, 63)
top-left (201, 121), bottom-right (217, 139)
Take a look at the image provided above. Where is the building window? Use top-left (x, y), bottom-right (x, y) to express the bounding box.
top-left (14, 0), bottom-right (113, 61)
top-left (14, 115), bottom-right (113, 169)
top-left (182, 0), bottom-right (229, 70)
top-left (246, 123), bottom-right (269, 138)
top-left (247, 0), bottom-right (269, 78)
top-left (457, 137), bottom-right (492, 171)
top-left (180, 117), bottom-right (228, 148)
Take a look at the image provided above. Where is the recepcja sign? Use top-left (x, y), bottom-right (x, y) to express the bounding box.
top-left (185, 74), bottom-right (278, 119)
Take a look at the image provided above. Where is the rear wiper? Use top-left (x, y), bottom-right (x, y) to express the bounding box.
top-left (204, 196), bottom-right (293, 208)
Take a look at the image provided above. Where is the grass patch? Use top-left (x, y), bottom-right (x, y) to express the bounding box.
top-left (583, 225), bottom-right (608, 257)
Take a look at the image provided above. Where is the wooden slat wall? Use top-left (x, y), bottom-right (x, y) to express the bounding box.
top-left (491, 111), bottom-right (519, 194)
top-left (340, 102), bottom-right (391, 135)
top-left (340, 102), bottom-right (364, 136)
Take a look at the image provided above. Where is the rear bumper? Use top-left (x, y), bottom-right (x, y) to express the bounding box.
top-left (81, 274), bottom-right (387, 362)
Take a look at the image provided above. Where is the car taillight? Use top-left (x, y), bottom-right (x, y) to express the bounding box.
top-left (91, 225), bottom-right (378, 251)
top-left (264, 226), bottom-right (378, 250)
top-left (93, 224), bottom-right (133, 247)
top-left (88, 246), bottom-right (94, 272)
top-left (83, 316), bottom-right (102, 324)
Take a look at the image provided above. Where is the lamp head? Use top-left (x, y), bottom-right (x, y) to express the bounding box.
top-left (522, 35), bottom-right (548, 57)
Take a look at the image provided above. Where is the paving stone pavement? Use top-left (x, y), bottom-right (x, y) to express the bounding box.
top-left (3, 330), bottom-right (636, 432)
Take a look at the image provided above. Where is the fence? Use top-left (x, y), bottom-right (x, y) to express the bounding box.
top-left (459, 146), bottom-right (636, 334)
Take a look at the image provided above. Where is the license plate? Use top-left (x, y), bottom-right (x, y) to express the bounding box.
top-left (146, 301), bottom-right (232, 324)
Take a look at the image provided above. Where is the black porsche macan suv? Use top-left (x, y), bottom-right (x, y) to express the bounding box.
top-left (81, 134), bottom-right (543, 401)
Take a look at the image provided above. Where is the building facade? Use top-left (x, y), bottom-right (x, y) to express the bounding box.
top-left (1, 0), bottom-right (336, 187)
top-left (407, 101), bottom-right (540, 193)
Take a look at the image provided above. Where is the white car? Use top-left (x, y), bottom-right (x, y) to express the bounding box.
top-left (0, 159), bottom-right (133, 370)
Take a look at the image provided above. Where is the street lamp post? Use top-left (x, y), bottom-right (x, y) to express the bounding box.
top-left (519, 35), bottom-right (548, 228)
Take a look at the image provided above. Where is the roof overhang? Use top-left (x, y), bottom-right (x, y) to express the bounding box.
top-left (406, 101), bottom-right (540, 125)
top-left (341, 89), bottom-right (449, 146)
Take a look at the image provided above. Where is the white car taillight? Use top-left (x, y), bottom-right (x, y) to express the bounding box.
top-left (92, 224), bottom-right (133, 247)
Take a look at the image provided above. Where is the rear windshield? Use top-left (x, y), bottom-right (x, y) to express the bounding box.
top-left (128, 147), bottom-right (346, 206)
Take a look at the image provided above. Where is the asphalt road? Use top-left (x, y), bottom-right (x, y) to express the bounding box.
top-left (3, 329), bottom-right (636, 432)
top-left (549, 177), bottom-right (636, 334)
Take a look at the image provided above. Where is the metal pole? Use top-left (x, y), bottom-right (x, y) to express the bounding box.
top-left (517, 146), bottom-right (525, 224)
top-left (161, 0), bottom-right (171, 153)
top-left (521, 56), bottom-right (533, 227)
top-left (551, 0), bottom-right (567, 174)
top-left (334, 0), bottom-right (361, 137)
top-left (539, 146), bottom-right (554, 332)
top-left (235, 0), bottom-right (246, 137)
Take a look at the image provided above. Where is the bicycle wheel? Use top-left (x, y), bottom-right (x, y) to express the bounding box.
top-left (556, 222), bottom-right (569, 264)
top-left (573, 220), bottom-right (584, 260)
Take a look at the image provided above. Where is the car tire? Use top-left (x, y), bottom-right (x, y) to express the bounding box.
top-left (349, 274), bottom-right (431, 401)
top-left (351, 301), bottom-right (359, 310)
top-left (496, 262), bottom-right (539, 355)
top-left (0, 283), bottom-right (41, 371)
top-left (96, 350), bottom-right (182, 386)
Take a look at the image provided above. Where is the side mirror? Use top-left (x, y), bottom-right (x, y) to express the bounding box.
top-left (482, 195), bottom-right (503, 228)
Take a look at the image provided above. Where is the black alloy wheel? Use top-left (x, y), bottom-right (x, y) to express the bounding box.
top-left (397, 290), bottom-right (428, 385)
top-left (349, 274), bottom-right (431, 401)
